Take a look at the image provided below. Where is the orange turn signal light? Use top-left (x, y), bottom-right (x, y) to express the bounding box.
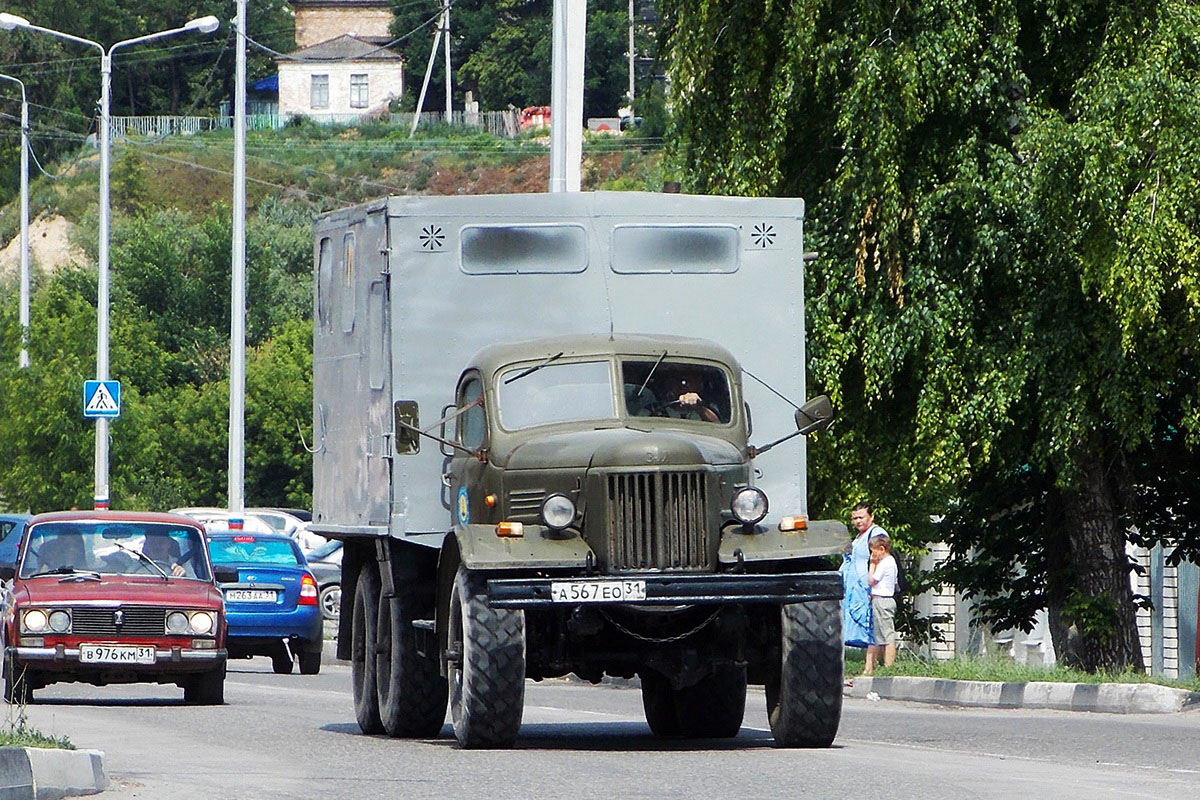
top-left (496, 521), bottom-right (525, 538)
top-left (779, 516), bottom-right (808, 532)
top-left (484, 494), bottom-right (497, 507)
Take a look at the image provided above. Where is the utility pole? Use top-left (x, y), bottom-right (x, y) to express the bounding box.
top-left (229, 0), bottom-right (247, 530)
top-left (411, 0), bottom-right (448, 136)
top-left (443, 0), bottom-right (452, 122)
top-left (548, 0), bottom-right (585, 192)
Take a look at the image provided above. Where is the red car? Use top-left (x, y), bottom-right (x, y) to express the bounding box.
top-left (1, 511), bottom-right (233, 704)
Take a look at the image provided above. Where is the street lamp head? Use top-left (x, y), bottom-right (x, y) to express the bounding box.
top-left (0, 13), bottom-right (31, 30)
top-left (185, 16), bottom-right (220, 34)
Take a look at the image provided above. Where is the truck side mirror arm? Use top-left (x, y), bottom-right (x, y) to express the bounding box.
top-left (746, 394), bottom-right (835, 458)
top-left (394, 398), bottom-right (483, 457)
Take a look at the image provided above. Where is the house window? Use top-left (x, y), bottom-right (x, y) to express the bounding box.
top-left (311, 74), bottom-right (329, 109)
top-left (350, 74), bottom-right (369, 108)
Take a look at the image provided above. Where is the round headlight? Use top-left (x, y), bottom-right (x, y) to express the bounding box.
top-left (540, 494), bottom-right (577, 530)
top-left (189, 611), bottom-right (214, 635)
top-left (23, 609), bottom-right (48, 633)
top-left (166, 611), bottom-right (190, 634)
top-left (731, 487), bottom-right (769, 525)
top-left (48, 610), bottom-right (71, 633)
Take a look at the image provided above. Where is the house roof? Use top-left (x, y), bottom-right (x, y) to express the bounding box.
top-left (283, 34), bottom-right (402, 62)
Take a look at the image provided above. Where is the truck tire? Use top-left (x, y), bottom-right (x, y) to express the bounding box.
top-left (675, 664), bottom-right (747, 738)
top-left (447, 566), bottom-right (525, 749)
top-left (766, 599), bottom-right (843, 747)
top-left (185, 667), bottom-right (225, 705)
top-left (352, 567), bottom-right (385, 734)
top-left (376, 586), bottom-right (448, 737)
top-left (639, 670), bottom-right (681, 737)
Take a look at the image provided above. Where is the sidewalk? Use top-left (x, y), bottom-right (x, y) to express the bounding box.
top-left (846, 675), bottom-right (1200, 713)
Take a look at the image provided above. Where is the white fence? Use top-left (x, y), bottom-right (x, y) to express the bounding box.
top-left (110, 109), bottom-right (522, 139)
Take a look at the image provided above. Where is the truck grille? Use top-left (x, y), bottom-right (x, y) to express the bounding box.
top-left (71, 606), bottom-right (166, 637)
top-left (604, 471), bottom-right (711, 571)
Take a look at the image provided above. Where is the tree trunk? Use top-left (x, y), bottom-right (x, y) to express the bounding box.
top-left (1056, 433), bottom-right (1144, 673)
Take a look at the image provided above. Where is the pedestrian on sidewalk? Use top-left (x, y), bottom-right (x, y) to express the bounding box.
top-left (866, 533), bottom-right (898, 673)
top-left (841, 502), bottom-right (886, 656)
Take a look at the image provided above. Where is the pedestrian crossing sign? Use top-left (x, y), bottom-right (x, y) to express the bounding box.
top-left (83, 380), bottom-right (121, 418)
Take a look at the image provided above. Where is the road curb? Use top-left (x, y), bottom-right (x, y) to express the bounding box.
top-left (0, 747), bottom-right (106, 800)
top-left (847, 675), bottom-right (1200, 713)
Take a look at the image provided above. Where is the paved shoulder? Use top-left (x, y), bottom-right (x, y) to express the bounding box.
top-left (847, 675), bottom-right (1200, 713)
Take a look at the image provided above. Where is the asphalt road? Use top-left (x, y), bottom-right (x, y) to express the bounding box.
top-left (16, 661), bottom-right (1200, 800)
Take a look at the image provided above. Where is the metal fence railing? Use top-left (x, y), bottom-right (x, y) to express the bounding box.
top-left (109, 109), bottom-right (525, 139)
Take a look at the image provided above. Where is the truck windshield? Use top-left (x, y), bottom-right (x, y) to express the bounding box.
top-left (621, 360), bottom-right (733, 423)
top-left (497, 360), bottom-right (617, 430)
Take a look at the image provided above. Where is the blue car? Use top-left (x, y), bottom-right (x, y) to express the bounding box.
top-left (0, 514), bottom-right (30, 572)
top-left (206, 530), bottom-right (323, 675)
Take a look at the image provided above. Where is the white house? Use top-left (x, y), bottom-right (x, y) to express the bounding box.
top-left (277, 34), bottom-right (403, 121)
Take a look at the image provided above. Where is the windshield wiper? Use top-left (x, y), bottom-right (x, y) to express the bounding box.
top-left (112, 541), bottom-right (170, 581)
top-left (29, 567), bottom-right (100, 580)
top-left (503, 352), bottom-right (564, 384)
top-left (636, 351), bottom-right (668, 397)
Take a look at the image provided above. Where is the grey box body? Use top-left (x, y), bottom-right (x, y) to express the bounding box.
top-left (310, 191), bottom-right (810, 543)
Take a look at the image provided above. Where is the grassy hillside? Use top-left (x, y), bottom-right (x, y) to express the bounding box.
top-left (0, 122), bottom-right (664, 249)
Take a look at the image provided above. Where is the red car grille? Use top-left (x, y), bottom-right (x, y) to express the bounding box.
top-left (70, 606), bottom-right (166, 637)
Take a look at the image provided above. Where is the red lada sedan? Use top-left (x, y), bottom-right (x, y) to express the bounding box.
top-left (1, 511), bottom-right (233, 704)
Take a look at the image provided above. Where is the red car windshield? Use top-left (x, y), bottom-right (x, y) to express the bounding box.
top-left (20, 521), bottom-right (210, 581)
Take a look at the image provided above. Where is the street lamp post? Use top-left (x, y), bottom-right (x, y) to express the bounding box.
top-left (0, 13), bottom-right (220, 510)
top-left (0, 73), bottom-right (29, 368)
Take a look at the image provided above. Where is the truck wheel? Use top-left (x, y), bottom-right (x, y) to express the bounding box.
top-left (376, 586), bottom-right (447, 737)
top-left (639, 670), bottom-right (681, 737)
top-left (447, 566), bottom-right (525, 749)
top-left (352, 567), bottom-right (384, 734)
top-left (766, 599), bottom-right (843, 747)
top-left (185, 667), bottom-right (225, 705)
top-left (675, 664), bottom-right (747, 738)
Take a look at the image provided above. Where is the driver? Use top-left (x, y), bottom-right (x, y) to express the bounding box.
top-left (651, 368), bottom-right (721, 423)
top-left (142, 532), bottom-right (189, 577)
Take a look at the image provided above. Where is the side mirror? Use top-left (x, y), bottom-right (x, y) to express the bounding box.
top-left (393, 400), bottom-right (421, 455)
top-left (213, 566), bottom-right (240, 585)
top-left (795, 394), bottom-right (835, 435)
top-left (0, 565), bottom-right (14, 581)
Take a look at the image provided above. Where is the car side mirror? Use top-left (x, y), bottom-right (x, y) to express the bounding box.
top-left (213, 566), bottom-right (240, 584)
top-left (795, 394), bottom-right (835, 435)
top-left (0, 565), bottom-right (14, 581)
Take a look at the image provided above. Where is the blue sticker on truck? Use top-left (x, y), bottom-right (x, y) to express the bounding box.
top-left (457, 487), bottom-right (470, 526)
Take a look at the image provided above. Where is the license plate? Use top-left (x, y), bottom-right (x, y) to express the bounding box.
top-left (79, 644), bottom-right (156, 665)
top-left (550, 580), bottom-right (647, 603)
top-left (226, 589), bottom-right (277, 603)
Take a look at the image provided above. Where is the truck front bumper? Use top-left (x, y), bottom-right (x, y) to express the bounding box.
top-left (486, 571), bottom-right (842, 609)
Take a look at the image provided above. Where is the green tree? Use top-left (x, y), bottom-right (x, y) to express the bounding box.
top-left (390, 0), bottom-right (632, 118)
top-left (662, 0), bottom-right (1200, 671)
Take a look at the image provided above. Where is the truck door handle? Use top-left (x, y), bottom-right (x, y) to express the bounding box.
top-left (441, 474), bottom-right (452, 487)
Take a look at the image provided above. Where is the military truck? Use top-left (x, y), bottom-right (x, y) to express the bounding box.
top-left (310, 191), bottom-right (848, 749)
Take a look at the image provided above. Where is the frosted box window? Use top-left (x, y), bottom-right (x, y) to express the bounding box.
top-left (460, 225), bottom-right (588, 274)
top-left (611, 225), bottom-right (739, 274)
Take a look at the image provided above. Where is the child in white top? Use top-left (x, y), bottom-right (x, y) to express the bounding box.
top-left (864, 535), bottom-right (898, 673)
